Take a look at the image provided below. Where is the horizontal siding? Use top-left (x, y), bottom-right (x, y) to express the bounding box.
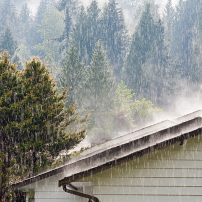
top-left (35, 177), bottom-right (83, 202)
top-left (93, 168), bottom-right (202, 178)
top-left (94, 195), bottom-right (202, 202)
top-left (130, 159), bottom-right (202, 169)
top-left (35, 191), bottom-right (76, 199)
top-left (80, 134), bottom-right (202, 202)
top-left (94, 177), bottom-right (202, 187)
top-left (93, 186), bottom-right (202, 195)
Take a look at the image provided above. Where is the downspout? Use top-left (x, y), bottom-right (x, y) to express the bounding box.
top-left (63, 184), bottom-right (100, 202)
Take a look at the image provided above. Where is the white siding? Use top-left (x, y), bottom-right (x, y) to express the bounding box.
top-left (80, 134), bottom-right (202, 202)
top-left (23, 174), bottom-right (83, 202)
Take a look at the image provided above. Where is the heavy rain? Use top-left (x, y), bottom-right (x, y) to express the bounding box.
top-left (1, 0), bottom-right (202, 201)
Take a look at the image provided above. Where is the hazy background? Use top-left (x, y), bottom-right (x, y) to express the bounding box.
top-left (26, 0), bottom-right (180, 16)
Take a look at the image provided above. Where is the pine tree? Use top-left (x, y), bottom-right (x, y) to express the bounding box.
top-left (163, 0), bottom-right (174, 51)
top-left (123, 3), bottom-right (173, 106)
top-left (85, 41), bottom-right (114, 113)
top-left (0, 27), bottom-right (17, 56)
top-left (34, 6), bottom-right (65, 65)
top-left (101, 0), bottom-right (129, 81)
top-left (20, 57), bottom-right (88, 175)
top-left (72, 6), bottom-right (88, 64)
top-left (57, 0), bottom-right (78, 44)
top-left (0, 52), bottom-right (27, 201)
top-left (0, 53), bottom-right (88, 200)
top-left (170, 0), bottom-right (200, 78)
top-left (84, 41), bottom-right (114, 143)
top-left (124, 4), bottom-right (155, 93)
top-left (190, 2), bottom-right (202, 86)
top-left (72, 1), bottom-right (102, 65)
top-left (29, 0), bottom-right (49, 55)
top-left (85, 0), bottom-right (102, 63)
top-left (19, 3), bottom-right (31, 47)
top-left (60, 45), bottom-right (86, 107)
top-left (0, 0), bottom-right (18, 38)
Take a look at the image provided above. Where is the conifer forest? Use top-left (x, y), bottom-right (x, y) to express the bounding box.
top-left (1, 0), bottom-right (202, 201)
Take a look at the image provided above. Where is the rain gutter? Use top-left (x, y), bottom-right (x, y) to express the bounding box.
top-left (59, 122), bottom-right (202, 187)
top-left (63, 184), bottom-right (100, 202)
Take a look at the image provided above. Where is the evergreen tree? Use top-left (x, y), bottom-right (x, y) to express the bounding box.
top-left (189, 3), bottom-right (202, 86)
top-left (29, 0), bottom-right (49, 56)
top-left (0, 52), bottom-right (27, 201)
top-left (101, 0), bottom-right (129, 81)
top-left (0, 53), bottom-right (88, 200)
top-left (19, 3), bottom-right (31, 47)
top-left (123, 3), bottom-right (173, 106)
top-left (85, 41), bottom-right (114, 113)
top-left (84, 42), bottom-right (114, 143)
top-left (170, 0), bottom-right (200, 78)
top-left (0, 0), bottom-right (13, 30)
top-left (57, 0), bottom-right (78, 44)
top-left (124, 4), bottom-right (155, 92)
top-left (72, 1), bottom-right (102, 65)
top-left (72, 6), bottom-right (88, 64)
top-left (0, 27), bottom-right (17, 56)
top-left (0, 0), bottom-right (19, 39)
top-left (60, 45), bottom-right (86, 107)
top-left (20, 57), bottom-right (87, 175)
top-left (85, 0), bottom-right (102, 63)
top-left (64, 6), bottom-right (72, 42)
top-left (163, 0), bottom-right (174, 54)
top-left (34, 6), bottom-right (65, 67)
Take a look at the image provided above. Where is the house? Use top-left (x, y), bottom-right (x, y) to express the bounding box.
top-left (10, 110), bottom-right (202, 202)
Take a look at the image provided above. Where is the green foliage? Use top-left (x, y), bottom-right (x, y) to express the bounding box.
top-left (101, 0), bottom-right (129, 80)
top-left (19, 57), bottom-right (88, 174)
top-left (71, 0), bottom-right (129, 81)
top-left (114, 80), bottom-right (161, 129)
top-left (115, 80), bottom-right (135, 112)
top-left (0, 53), bottom-right (89, 200)
top-left (83, 42), bottom-right (114, 143)
top-left (85, 1), bottom-right (102, 62)
top-left (0, 52), bottom-right (25, 200)
top-left (57, 0), bottom-right (78, 46)
top-left (72, 6), bottom-right (88, 64)
top-left (132, 98), bottom-right (162, 126)
top-left (60, 45), bottom-right (86, 107)
top-left (163, 0), bottom-right (174, 52)
top-left (85, 41), bottom-right (114, 113)
top-left (18, 3), bottom-right (31, 47)
top-left (38, 6), bottom-right (64, 40)
top-left (34, 6), bottom-right (64, 63)
top-left (114, 80), bottom-right (136, 130)
top-left (0, 0), bottom-right (18, 35)
top-left (123, 3), bottom-right (174, 106)
top-left (170, 0), bottom-right (200, 80)
top-left (0, 27), bottom-right (17, 56)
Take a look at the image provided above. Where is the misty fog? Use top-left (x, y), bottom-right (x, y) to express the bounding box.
top-left (1, 1), bottom-right (202, 200)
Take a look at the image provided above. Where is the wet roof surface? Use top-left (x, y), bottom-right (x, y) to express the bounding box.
top-left (9, 110), bottom-right (202, 190)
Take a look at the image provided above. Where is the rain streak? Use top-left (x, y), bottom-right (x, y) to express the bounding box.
top-left (1, 0), bottom-right (202, 202)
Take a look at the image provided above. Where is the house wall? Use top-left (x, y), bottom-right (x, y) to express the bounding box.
top-left (80, 133), bottom-right (202, 202)
top-left (22, 174), bottom-right (84, 202)
top-left (34, 175), bottom-right (82, 202)
top-left (22, 174), bottom-right (93, 202)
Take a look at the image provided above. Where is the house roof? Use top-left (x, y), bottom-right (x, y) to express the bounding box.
top-left (9, 110), bottom-right (202, 190)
